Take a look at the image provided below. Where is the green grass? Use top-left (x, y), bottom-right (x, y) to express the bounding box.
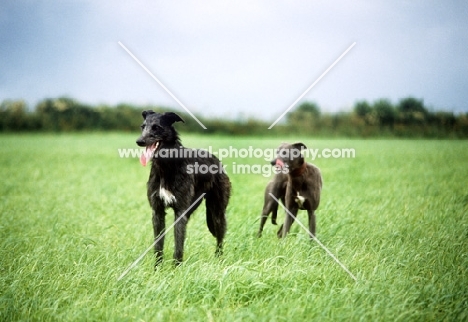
top-left (1, 133), bottom-right (467, 321)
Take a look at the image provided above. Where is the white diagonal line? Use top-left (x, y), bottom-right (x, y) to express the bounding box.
top-left (118, 41), bottom-right (207, 130)
top-left (268, 42), bottom-right (356, 129)
top-left (117, 193), bottom-right (206, 281)
top-left (269, 193), bottom-right (357, 281)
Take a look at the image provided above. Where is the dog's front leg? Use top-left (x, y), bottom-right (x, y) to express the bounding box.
top-left (308, 209), bottom-right (316, 238)
top-left (173, 212), bottom-right (188, 265)
top-left (280, 201), bottom-right (298, 238)
top-left (152, 208), bottom-right (166, 267)
top-left (271, 201), bottom-right (279, 225)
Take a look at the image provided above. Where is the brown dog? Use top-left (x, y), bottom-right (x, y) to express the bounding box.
top-left (270, 142), bottom-right (322, 238)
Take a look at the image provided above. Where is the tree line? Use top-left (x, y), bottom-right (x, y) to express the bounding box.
top-left (1, 97), bottom-right (467, 138)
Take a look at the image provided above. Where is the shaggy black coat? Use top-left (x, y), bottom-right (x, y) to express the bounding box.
top-left (136, 111), bottom-right (231, 265)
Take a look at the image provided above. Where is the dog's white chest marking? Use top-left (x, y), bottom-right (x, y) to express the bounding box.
top-left (295, 192), bottom-right (305, 208)
top-left (159, 186), bottom-right (176, 206)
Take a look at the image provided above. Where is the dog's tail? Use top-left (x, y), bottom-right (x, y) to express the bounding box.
top-left (205, 178), bottom-right (230, 252)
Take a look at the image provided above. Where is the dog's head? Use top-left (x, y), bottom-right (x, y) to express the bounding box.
top-left (136, 111), bottom-right (184, 165)
top-left (271, 142), bottom-right (307, 174)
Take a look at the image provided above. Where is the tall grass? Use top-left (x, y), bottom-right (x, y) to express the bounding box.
top-left (1, 133), bottom-right (467, 321)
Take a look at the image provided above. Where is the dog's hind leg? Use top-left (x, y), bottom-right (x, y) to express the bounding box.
top-left (152, 209), bottom-right (166, 267)
top-left (258, 213), bottom-right (268, 237)
top-left (258, 200), bottom-right (278, 237)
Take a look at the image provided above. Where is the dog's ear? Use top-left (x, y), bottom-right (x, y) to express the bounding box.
top-left (292, 142), bottom-right (307, 151)
top-left (161, 112), bottom-right (185, 126)
top-left (142, 110), bottom-right (155, 119)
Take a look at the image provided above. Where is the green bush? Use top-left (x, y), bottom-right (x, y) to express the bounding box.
top-left (0, 97), bottom-right (467, 138)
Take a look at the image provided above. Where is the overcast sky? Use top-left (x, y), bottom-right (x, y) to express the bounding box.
top-left (1, 1), bottom-right (467, 120)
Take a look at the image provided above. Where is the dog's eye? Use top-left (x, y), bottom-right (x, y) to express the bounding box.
top-left (152, 124), bottom-right (162, 131)
top-left (140, 124), bottom-right (145, 130)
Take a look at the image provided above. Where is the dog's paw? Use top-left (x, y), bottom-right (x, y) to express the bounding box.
top-left (154, 255), bottom-right (163, 269)
top-left (277, 224), bottom-right (284, 238)
top-left (215, 246), bottom-right (223, 257)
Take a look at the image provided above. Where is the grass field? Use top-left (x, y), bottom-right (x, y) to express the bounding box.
top-left (1, 133), bottom-right (467, 321)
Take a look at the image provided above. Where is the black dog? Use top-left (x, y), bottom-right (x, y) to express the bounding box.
top-left (271, 143), bottom-right (322, 238)
top-left (136, 111), bottom-right (231, 266)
